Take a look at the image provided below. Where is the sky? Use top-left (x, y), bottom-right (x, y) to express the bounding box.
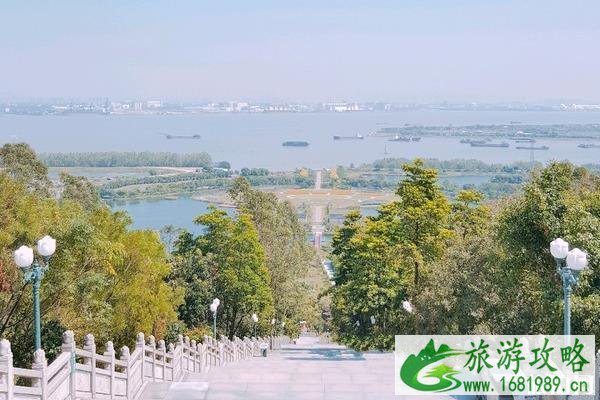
top-left (1, 0), bottom-right (599, 103)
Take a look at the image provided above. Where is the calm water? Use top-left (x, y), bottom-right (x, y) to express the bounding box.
top-left (4, 111), bottom-right (600, 232)
top-left (110, 197), bottom-right (233, 235)
top-left (2, 111), bottom-right (600, 170)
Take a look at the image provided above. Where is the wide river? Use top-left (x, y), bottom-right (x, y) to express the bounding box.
top-left (2, 111), bottom-right (600, 170)
top-left (3, 111), bottom-right (600, 234)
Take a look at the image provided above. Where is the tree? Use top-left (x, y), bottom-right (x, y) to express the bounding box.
top-left (174, 207), bottom-right (273, 339)
top-left (329, 160), bottom-right (452, 349)
top-left (0, 143), bottom-right (51, 195)
top-left (496, 162), bottom-right (600, 339)
top-left (330, 210), bottom-right (362, 285)
top-left (59, 172), bottom-right (101, 209)
top-left (415, 162), bottom-right (600, 344)
top-left (373, 159), bottom-right (452, 287)
top-left (1, 167), bottom-right (182, 365)
top-left (228, 177), bottom-right (325, 336)
top-left (450, 190), bottom-right (490, 239)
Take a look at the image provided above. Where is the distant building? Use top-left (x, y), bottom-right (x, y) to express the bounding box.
top-left (146, 100), bottom-right (162, 109)
top-left (321, 102), bottom-right (360, 112)
top-left (234, 101), bottom-right (249, 112)
top-left (561, 103), bottom-right (600, 111)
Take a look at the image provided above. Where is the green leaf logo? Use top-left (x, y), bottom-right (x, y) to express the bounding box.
top-left (400, 339), bottom-right (464, 392)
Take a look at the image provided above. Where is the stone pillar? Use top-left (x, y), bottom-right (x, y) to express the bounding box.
top-left (136, 333), bottom-right (145, 383)
top-left (190, 340), bottom-right (197, 372)
top-left (183, 336), bottom-right (190, 372)
top-left (0, 339), bottom-right (14, 400)
top-left (177, 335), bottom-right (184, 377)
top-left (61, 330), bottom-right (76, 400)
top-left (83, 334), bottom-right (96, 398)
top-left (157, 340), bottom-right (166, 380)
top-left (31, 348), bottom-right (48, 393)
top-left (167, 343), bottom-right (175, 381)
top-left (203, 335), bottom-right (211, 366)
top-left (199, 341), bottom-right (205, 371)
top-left (147, 335), bottom-right (156, 382)
top-left (104, 341), bottom-right (115, 397)
top-left (120, 346), bottom-right (130, 400)
top-left (218, 342), bottom-right (224, 367)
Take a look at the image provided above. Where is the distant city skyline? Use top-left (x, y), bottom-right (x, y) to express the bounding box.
top-left (1, 1), bottom-right (599, 102)
top-left (4, 98), bottom-right (600, 117)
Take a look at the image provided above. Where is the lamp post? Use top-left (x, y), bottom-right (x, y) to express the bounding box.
top-left (550, 238), bottom-right (588, 337)
top-left (270, 318), bottom-right (276, 348)
top-left (210, 298), bottom-right (220, 338)
top-left (251, 313), bottom-right (258, 337)
top-left (402, 299), bottom-right (416, 334)
top-left (13, 236), bottom-right (56, 351)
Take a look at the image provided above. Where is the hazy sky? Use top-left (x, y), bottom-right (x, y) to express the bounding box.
top-left (1, 1), bottom-right (599, 102)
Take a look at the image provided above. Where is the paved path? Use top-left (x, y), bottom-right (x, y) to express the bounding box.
top-left (146, 336), bottom-right (450, 400)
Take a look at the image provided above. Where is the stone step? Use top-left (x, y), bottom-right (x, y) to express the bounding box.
top-left (165, 382), bottom-right (209, 400)
top-left (141, 381), bottom-right (209, 400)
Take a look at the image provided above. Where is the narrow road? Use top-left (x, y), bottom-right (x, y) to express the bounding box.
top-left (311, 170), bottom-right (325, 250)
top-left (314, 170), bottom-right (323, 190)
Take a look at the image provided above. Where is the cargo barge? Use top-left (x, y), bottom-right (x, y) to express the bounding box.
top-left (282, 141), bottom-right (309, 147)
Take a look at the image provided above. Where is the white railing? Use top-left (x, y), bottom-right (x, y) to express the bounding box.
top-left (0, 330), bottom-right (290, 400)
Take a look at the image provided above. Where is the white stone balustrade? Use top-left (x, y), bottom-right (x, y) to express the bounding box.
top-left (0, 331), bottom-right (289, 400)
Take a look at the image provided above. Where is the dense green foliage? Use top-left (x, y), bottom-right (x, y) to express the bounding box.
top-left (100, 171), bottom-right (231, 191)
top-left (1, 143), bottom-right (321, 365)
top-left (329, 159), bottom-right (600, 350)
top-left (229, 178), bottom-right (326, 337)
top-left (172, 208), bottom-right (274, 339)
top-left (41, 151), bottom-right (213, 168)
top-left (330, 160), bottom-right (455, 349)
top-left (60, 172), bottom-right (102, 209)
top-left (100, 173), bottom-right (315, 200)
top-left (240, 168), bottom-right (269, 177)
top-left (370, 158), bottom-right (536, 174)
top-left (0, 143), bottom-right (52, 195)
top-left (170, 178), bottom-right (325, 339)
top-left (0, 145), bottom-right (182, 366)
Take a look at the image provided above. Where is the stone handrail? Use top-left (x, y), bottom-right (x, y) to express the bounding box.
top-left (0, 330), bottom-right (289, 400)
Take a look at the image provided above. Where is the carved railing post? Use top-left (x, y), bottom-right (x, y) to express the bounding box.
top-left (177, 334), bottom-right (184, 377)
top-left (83, 333), bottom-right (96, 398)
top-left (184, 336), bottom-right (191, 373)
top-left (200, 342), bottom-right (207, 372)
top-left (190, 340), bottom-right (197, 373)
top-left (32, 348), bottom-right (48, 398)
top-left (218, 341), bottom-right (224, 366)
top-left (0, 339), bottom-right (14, 400)
top-left (202, 335), bottom-right (210, 366)
top-left (147, 335), bottom-right (156, 382)
top-left (61, 330), bottom-right (76, 400)
top-left (104, 341), bottom-right (115, 398)
top-left (135, 332), bottom-right (145, 384)
top-left (167, 343), bottom-right (175, 381)
top-left (120, 346), bottom-right (130, 400)
top-left (157, 340), bottom-right (166, 380)
top-left (220, 335), bottom-right (229, 363)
